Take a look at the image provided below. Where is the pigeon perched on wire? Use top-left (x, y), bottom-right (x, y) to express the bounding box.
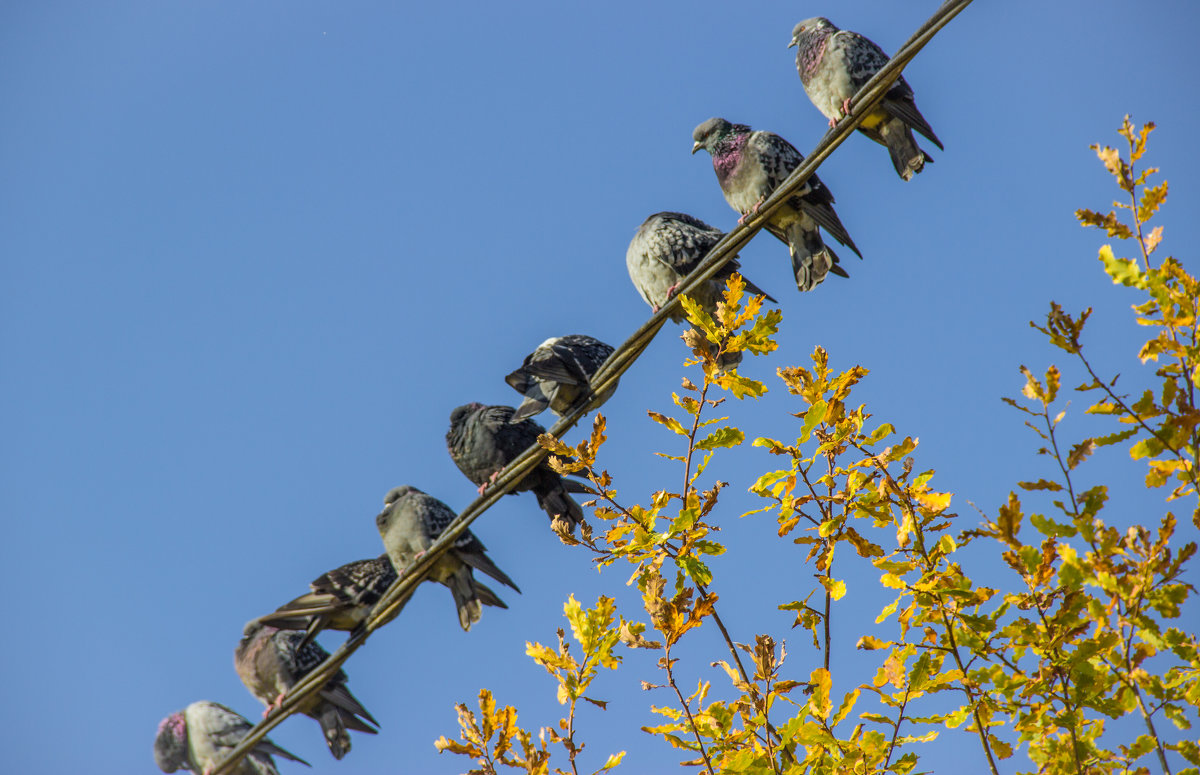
top-left (446, 403), bottom-right (588, 530)
top-left (790, 17), bottom-right (943, 181)
top-left (154, 700), bottom-right (309, 775)
top-left (505, 335), bottom-right (616, 423)
top-left (234, 622), bottom-right (378, 760)
top-left (691, 118), bottom-right (861, 292)
top-left (376, 485), bottom-right (520, 631)
top-left (254, 556), bottom-right (397, 649)
top-left (626, 211), bottom-right (776, 369)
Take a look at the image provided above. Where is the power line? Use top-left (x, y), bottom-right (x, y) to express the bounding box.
top-left (209, 1), bottom-right (974, 770)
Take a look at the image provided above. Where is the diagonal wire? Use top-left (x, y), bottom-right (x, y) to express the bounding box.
top-left (211, 1), bottom-right (973, 770)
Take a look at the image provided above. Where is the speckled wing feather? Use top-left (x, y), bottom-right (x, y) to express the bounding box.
top-left (506, 335), bottom-right (617, 422)
top-left (257, 556), bottom-right (396, 647)
top-left (837, 30), bottom-right (942, 149)
top-left (746, 132), bottom-right (861, 257)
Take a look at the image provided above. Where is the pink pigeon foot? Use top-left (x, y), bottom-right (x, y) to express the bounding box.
top-left (841, 97), bottom-right (853, 116)
top-left (478, 471), bottom-right (501, 494)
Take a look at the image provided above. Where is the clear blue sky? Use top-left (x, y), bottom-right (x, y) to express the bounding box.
top-left (2, 2), bottom-right (1197, 773)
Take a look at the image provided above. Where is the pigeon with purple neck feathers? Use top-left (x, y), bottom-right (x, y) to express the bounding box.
top-left (254, 556), bottom-right (398, 649)
top-left (505, 335), bottom-right (616, 423)
top-left (626, 211), bottom-right (777, 370)
top-left (692, 118), bottom-right (861, 293)
top-left (790, 17), bottom-right (943, 181)
top-left (376, 484), bottom-right (519, 631)
top-left (154, 700), bottom-right (309, 775)
top-left (234, 621), bottom-right (378, 760)
top-left (446, 403), bottom-right (588, 530)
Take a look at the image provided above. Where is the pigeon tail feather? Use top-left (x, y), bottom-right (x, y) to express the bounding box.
top-left (315, 705), bottom-right (351, 760)
top-left (785, 222), bottom-right (837, 292)
top-left (510, 395), bottom-right (550, 423)
top-left (878, 120), bottom-right (931, 181)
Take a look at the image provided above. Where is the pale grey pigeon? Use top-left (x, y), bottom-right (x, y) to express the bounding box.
top-left (154, 700), bottom-right (309, 775)
top-left (505, 335), bottom-right (616, 422)
top-left (626, 211), bottom-right (777, 369)
top-left (254, 556), bottom-right (397, 648)
top-left (234, 622), bottom-right (378, 760)
top-left (376, 484), bottom-right (519, 631)
top-left (790, 17), bottom-right (943, 181)
top-left (691, 118), bottom-right (860, 292)
top-left (446, 403), bottom-right (588, 528)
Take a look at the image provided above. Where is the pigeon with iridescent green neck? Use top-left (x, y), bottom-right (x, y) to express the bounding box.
top-left (691, 118), bottom-right (860, 292)
top-left (790, 16), bottom-right (943, 181)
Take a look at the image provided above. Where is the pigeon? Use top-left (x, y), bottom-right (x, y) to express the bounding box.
top-left (626, 211), bottom-right (777, 368)
top-left (234, 621), bottom-right (378, 760)
top-left (625, 211), bottom-right (776, 319)
top-left (446, 403), bottom-right (588, 528)
top-left (376, 485), bottom-right (520, 631)
top-left (254, 556), bottom-right (398, 648)
top-left (154, 700), bottom-right (309, 775)
top-left (790, 17), bottom-right (943, 181)
top-left (691, 118), bottom-right (861, 292)
top-left (505, 335), bottom-right (617, 423)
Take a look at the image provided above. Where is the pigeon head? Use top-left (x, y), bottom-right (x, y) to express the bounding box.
top-left (789, 17), bottom-right (836, 47)
top-left (153, 711), bottom-right (188, 773)
top-left (448, 403), bottom-right (483, 427)
top-left (384, 485), bottom-right (420, 506)
top-left (691, 117), bottom-right (750, 156)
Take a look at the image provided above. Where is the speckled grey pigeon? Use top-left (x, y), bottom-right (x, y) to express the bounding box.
top-left (446, 403), bottom-right (588, 528)
top-left (505, 335), bottom-right (616, 423)
top-left (790, 17), bottom-right (943, 181)
top-left (626, 211), bottom-right (777, 369)
top-left (692, 118), bottom-right (860, 292)
top-left (625, 211), bottom-right (776, 319)
top-left (376, 484), bottom-right (519, 631)
top-left (234, 622), bottom-right (378, 760)
top-left (154, 700), bottom-right (309, 775)
top-left (255, 556), bottom-right (397, 648)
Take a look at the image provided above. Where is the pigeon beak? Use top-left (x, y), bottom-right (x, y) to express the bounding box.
top-left (788, 37), bottom-right (797, 48)
top-left (690, 141), bottom-right (702, 155)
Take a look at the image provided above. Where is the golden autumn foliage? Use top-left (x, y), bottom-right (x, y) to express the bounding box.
top-left (436, 120), bottom-right (1199, 775)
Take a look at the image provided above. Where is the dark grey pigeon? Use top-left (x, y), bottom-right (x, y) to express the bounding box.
top-left (790, 17), bottom-right (943, 181)
top-left (505, 335), bottom-right (617, 423)
top-left (376, 484), bottom-right (519, 631)
top-left (254, 556), bottom-right (397, 648)
top-left (626, 211), bottom-right (777, 369)
top-left (692, 118), bottom-right (860, 293)
top-left (234, 621), bottom-right (378, 761)
top-left (154, 700), bottom-right (309, 775)
top-left (446, 403), bottom-right (587, 529)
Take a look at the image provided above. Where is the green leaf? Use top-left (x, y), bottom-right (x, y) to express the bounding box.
top-left (678, 556), bottom-right (712, 585)
top-left (647, 410), bottom-right (688, 436)
top-left (1099, 244), bottom-right (1146, 288)
top-left (798, 400), bottom-right (827, 443)
top-left (695, 426), bottom-right (745, 451)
